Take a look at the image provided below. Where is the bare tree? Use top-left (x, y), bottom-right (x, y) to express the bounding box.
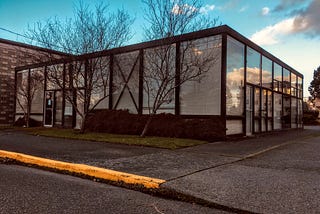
top-left (25, 1), bottom-right (134, 133)
top-left (143, 0), bottom-right (218, 40)
top-left (140, 0), bottom-right (220, 136)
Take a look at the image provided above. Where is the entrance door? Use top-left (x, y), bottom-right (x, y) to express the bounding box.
top-left (246, 85), bottom-right (253, 135)
top-left (44, 91), bottom-right (54, 127)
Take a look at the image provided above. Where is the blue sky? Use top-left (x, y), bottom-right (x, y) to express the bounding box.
top-left (0, 0), bottom-right (319, 96)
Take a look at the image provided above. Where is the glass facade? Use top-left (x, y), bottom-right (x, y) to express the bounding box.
top-left (14, 26), bottom-right (303, 137)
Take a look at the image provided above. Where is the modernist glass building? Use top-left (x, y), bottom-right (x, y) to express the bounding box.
top-left (14, 25), bottom-right (303, 137)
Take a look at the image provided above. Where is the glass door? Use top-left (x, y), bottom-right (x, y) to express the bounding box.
top-left (246, 85), bottom-right (253, 135)
top-left (44, 91), bottom-right (54, 127)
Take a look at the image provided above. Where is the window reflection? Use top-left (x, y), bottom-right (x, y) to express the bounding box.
top-left (273, 63), bottom-right (282, 92)
top-left (180, 35), bottom-right (221, 115)
top-left (291, 73), bottom-right (297, 97)
top-left (262, 56), bottom-right (272, 89)
top-left (283, 68), bottom-right (291, 95)
top-left (274, 93), bottom-right (282, 130)
top-left (226, 36), bottom-right (244, 116)
top-left (247, 47), bottom-right (261, 85)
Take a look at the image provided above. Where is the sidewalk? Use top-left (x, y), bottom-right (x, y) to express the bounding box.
top-left (1, 126), bottom-right (320, 213)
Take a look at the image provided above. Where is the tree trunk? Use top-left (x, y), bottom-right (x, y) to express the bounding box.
top-left (140, 114), bottom-right (154, 137)
top-left (79, 115), bottom-right (86, 134)
top-left (26, 103), bottom-right (31, 128)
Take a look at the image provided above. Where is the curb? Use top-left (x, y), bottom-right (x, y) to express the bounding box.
top-left (0, 150), bottom-right (165, 189)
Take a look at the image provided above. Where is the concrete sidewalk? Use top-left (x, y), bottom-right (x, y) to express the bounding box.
top-left (1, 126), bottom-right (320, 213)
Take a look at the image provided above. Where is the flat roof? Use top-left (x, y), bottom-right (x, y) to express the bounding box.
top-left (13, 25), bottom-right (302, 78)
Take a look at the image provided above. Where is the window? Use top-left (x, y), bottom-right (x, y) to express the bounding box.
top-left (273, 63), bottom-right (282, 92)
top-left (274, 93), bottom-right (282, 129)
top-left (297, 76), bottom-right (303, 98)
top-left (226, 36), bottom-right (245, 116)
top-left (144, 44), bottom-right (175, 114)
top-left (283, 68), bottom-right (291, 95)
top-left (291, 73), bottom-right (297, 97)
top-left (262, 56), bottom-right (272, 89)
top-left (180, 35), bottom-right (221, 115)
top-left (113, 51), bottom-right (140, 113)
top-left (247, 47), bottom-right (261, 85)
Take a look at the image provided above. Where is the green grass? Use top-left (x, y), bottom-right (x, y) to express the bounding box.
top-left (0, 126), bottom-right (13, 130)
top-left (24, 127), bottom-right (208, 149)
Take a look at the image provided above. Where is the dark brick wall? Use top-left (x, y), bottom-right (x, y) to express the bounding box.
top-left (0, 42), bottom-right (63, 125)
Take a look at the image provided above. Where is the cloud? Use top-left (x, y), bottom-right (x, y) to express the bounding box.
top-left (217, 0), bottom-right (239, 11)
top-left (261, 7), bottom-right (270, 16)
top-left (239, 6), bottom-right (248, 13)
top-left (171, 3), bottom-right (197, 15)
top-left (273, 0), bottom-right (307, 12)
top-left (250, 0), bottom-right (320, 45)
top-left (199, 4), bottom-right (215, 14)
top-left (250, 18), bottom-right (297, 45)
top-left (292, 0), bottom-right (320, 37)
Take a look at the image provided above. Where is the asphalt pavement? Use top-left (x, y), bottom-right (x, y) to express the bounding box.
top-left (0, 126), bottom-right (320, 213)
top-left (1, 164), bottom-right (225, 214)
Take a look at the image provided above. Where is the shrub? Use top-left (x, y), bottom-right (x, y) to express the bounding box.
top-left (303, 109), bottom-right (319, 125)
top-left (14, 116), bottom-right (42, 127)
top-left (85, 109), bottom-right (225, 141)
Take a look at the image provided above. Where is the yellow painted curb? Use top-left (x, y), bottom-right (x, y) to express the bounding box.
top-left (0, 150), bottom-right (165, 189)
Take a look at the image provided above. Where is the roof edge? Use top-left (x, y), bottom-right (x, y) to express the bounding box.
top-left (0, 38), bottom-right (72, 57)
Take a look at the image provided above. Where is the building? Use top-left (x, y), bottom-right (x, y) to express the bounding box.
top-left (13, 25), bottom-right (303, 138)
top-left (0, 38), bottom-right (69, 126)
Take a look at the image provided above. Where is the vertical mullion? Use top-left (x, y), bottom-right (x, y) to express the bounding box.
top-left (13, 70), bottom-right (18, 125)
top-left (175, 42), bottom-right (181, 116)
top-left (221, 33), bottom-right (227, 137)
top-left (243, 45), bottom-right (247, 135)
top-left (109, 55), bottom-right (114, 109)
top-left (138, 49), bottom-right (144, 115)
top-left (61, 63), bottom-right (66, 127)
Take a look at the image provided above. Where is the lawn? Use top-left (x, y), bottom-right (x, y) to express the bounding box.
top-left (24, 127), bottom-right (208, 149)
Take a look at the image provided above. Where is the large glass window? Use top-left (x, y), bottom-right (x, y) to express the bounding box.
top-left (297, 76), bottom-right (303, 98)
top-left (267, 90), bottom-right (272, 131)
top-left (254, 88), bottom-right (260, 133)
top-left (274, 93), bottom-right (282, 129)
top-left (283, 95), bottom-right (291, 128)
top-left (261, 89), bottom-right (267, 132)
top-left (297, 99), bottom-right (303, 128)
top-left (180, 35), bottom-right (221, 115)
top-left (273, 63), bottom-right (282, 92)
top-left (262, 56), bottom-right (272, 89)
top-left (46, 64), bottom-right (64, 90)
top-left (144, 44), bottom-right (175, 114)
top-left (291, 73), bottom-right (297, 97)
top-left (283, 68), bottom-right (291, 95)
top-left (90, 56), bottom-right (110, 109)
top-left (30, 68), bottom-right (45, 114)
top-left (226, 36), bottom-right (245, 116)
top-left (291, 98), bottom-right (297, 128)
top-left (247, 47), bottom-right (261, 85)
top-left (15, 70), bottom-right (29, 115)
top-left (113, 51), bottom-right (140, 113)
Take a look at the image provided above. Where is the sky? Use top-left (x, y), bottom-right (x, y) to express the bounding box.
top-left (0, 0), bottom-right (319, 97)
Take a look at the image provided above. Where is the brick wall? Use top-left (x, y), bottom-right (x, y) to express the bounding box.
top-left (0, 41), bottom-right (66, 125)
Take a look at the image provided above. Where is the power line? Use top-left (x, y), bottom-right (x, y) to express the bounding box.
top-left (0, 26), bottom-right (77, 54)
